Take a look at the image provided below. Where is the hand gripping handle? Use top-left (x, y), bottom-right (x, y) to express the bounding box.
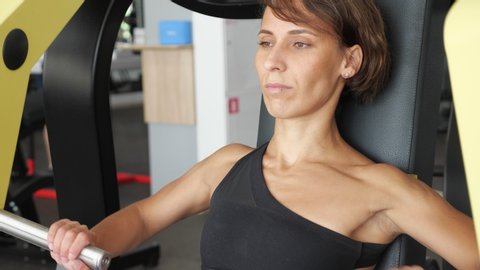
top-left (0, 209), bottom-right (111, 270)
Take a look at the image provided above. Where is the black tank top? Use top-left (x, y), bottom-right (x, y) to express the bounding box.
top-left (201, 143), bottom-right (390, 270)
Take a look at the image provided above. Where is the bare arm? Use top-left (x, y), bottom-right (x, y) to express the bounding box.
top-left (381, 166), bottom-right (480, 270)
top-left (48, 144), bottom-right (253, 269)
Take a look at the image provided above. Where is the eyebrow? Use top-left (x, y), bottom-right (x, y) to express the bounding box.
top-left (258, 29), bottom-right (318, 36)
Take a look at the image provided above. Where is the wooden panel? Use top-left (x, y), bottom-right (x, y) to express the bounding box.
top-left (141, 46), bottom-right (195, 124)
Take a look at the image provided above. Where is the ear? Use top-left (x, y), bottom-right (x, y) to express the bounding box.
top-left (340, 45), bottom-right (363, 79)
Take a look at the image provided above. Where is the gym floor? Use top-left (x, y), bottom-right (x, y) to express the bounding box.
top-left (0, 91), bottom-right (448, 270)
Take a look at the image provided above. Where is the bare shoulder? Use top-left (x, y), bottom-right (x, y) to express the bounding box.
top-left (205, 143), bottom-right (255, 164)
top-left (359, 163), bottom-right (432, 197)
top-left (356, 162), bottom-right (441, 215)
top-left (360, 162), bottom-right (446, 220)
top-left (192, 144), bottom-right (254, 194)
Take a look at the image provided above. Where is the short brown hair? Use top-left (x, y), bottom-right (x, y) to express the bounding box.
top-left (261, 0), bottom-right (390, 103)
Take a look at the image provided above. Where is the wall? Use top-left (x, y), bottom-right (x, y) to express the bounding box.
top-left (193, 14), bottom-right (261, 160)
top-left (143, 1), bottom-right (195, 193)
top-left (192, 13), bottom-right (228, 160)
top-left (148, 124), bottom-right (197, 193)
top-left (142, 2), bottom-right (262, 192)
top-left (143, 0), bottom-right (192, 45)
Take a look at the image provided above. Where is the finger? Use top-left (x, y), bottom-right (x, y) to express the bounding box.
top-left (51, 219), bottom-right (74, 254)
top-left (68, 229), bottom-right (91, 260)
top-left (64, 259), bottom-right (87, 270)
top-left (59, 221), bottom-right (83, 258)
top-left (60, 228), bottom-right (79, 259)
top-left (70, 259), bottom-right (88, 270)
top-left (51, 251), bottom-right (82, 270)
top-left (50, 251), bottom-right (61, 265)
top-left (54, 220), bottom-right (80, 257)
top-left (48, 219), bottom-right (70, 251)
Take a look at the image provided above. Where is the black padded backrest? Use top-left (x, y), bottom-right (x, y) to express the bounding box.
top-left (257, 0), bottom-right (450, 268)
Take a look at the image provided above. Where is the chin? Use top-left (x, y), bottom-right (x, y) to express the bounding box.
top-left (264, 103), bottom-right (291, 119)
top-left (263, 95), bottom-right (302, 119)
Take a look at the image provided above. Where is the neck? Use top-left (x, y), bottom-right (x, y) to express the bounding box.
top-left (265, 81), bottom-right (355, 167)
top-left (268, 111), bottom-right (346, 167)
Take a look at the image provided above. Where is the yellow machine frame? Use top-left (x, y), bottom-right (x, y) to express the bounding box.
top-left (0, 0), bottom-right (83, 204)
top-left (444, 0), bottom-right (480, 249)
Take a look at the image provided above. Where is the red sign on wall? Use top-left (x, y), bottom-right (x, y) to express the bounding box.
top-left (228, 97), bottom-right (239, 114)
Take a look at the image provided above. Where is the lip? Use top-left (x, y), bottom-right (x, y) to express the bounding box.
top-left (264, 83), bottom-right (293, 93)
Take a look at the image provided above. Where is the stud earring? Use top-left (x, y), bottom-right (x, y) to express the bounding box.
top-left (342, 72), bottom-right (351, 79)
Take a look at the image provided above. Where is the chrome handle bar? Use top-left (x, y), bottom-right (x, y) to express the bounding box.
top-left (0, 209), bottom-right (111, 270)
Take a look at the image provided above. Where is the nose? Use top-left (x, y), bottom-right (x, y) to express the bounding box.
top-left (262, 46), bottom-right (286, 72)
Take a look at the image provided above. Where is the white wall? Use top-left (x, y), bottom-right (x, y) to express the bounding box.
top-left (143, 0), bottom-right (192, 45)
top-left (148, 124), bottom-right (197, 193)
top-left (225, 19), bottom-right (262, 148)
top-left (192, 13), bottom-right (229, 160)
top-left (193, 14), bottom-right (262, 160)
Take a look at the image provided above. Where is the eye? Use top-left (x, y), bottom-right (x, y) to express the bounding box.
top-left (258, 41), bottom-right (273, 48)
top-left (293, 42), bottom-right (310, 49)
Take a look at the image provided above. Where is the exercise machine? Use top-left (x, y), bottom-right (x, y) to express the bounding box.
top-left (1, 0), bottom-right (479, 269)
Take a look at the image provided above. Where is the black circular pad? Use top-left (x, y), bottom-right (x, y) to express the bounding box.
top-left (3, 28), bottom-right (29, 70)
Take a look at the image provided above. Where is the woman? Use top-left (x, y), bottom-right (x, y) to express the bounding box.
top-left (48, 0), bottom-right (480, 269)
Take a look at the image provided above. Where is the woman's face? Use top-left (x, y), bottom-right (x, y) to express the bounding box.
top-left (255, 7), bottom-right (348, 120)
